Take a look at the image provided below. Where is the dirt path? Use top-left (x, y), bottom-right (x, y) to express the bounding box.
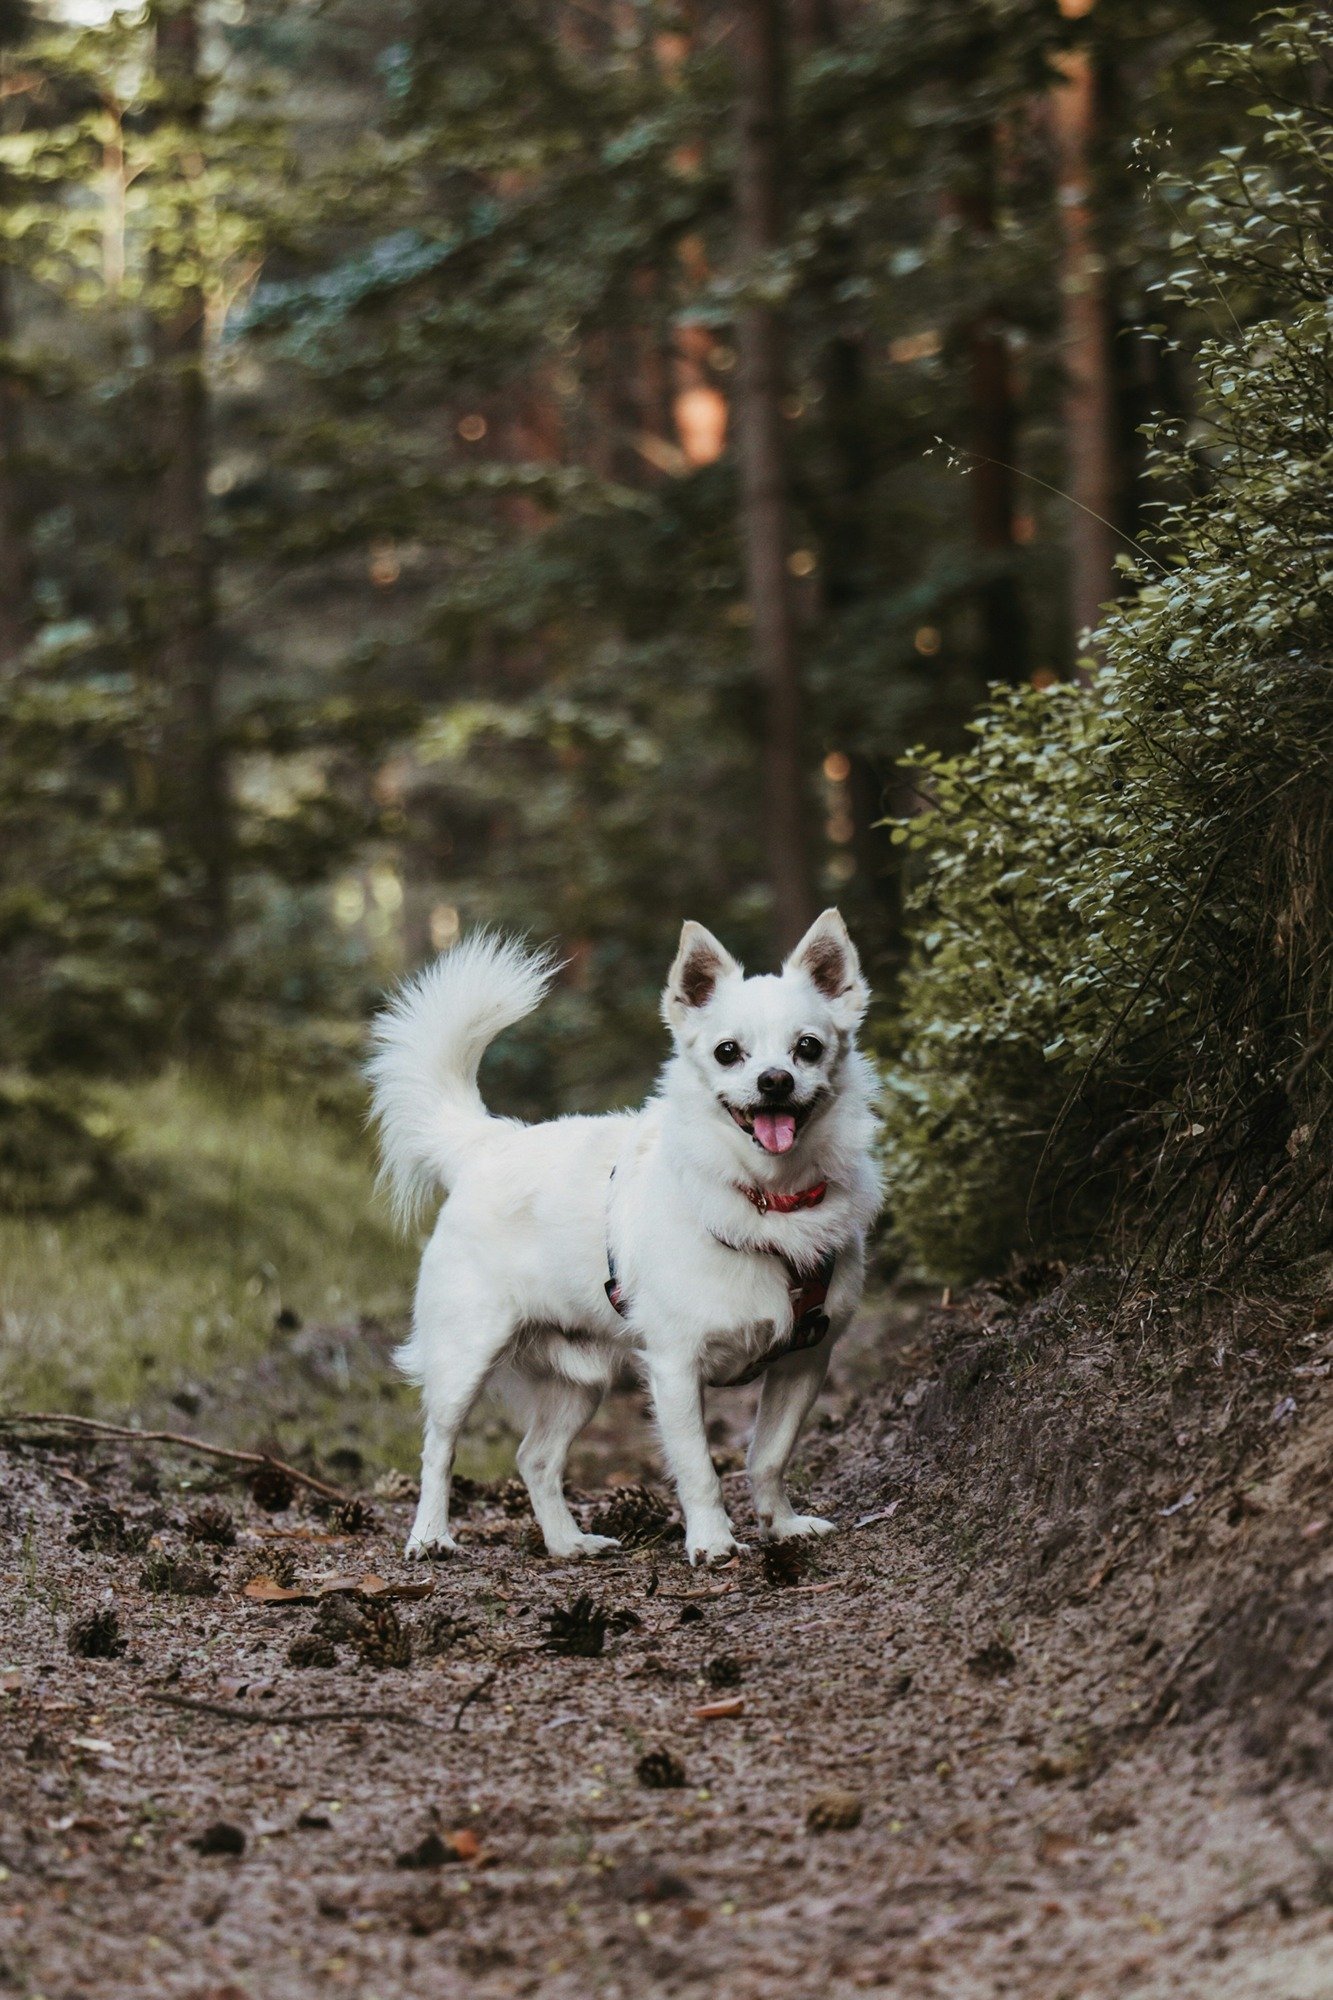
top-left (3, 1278), bottom-right (1333, 2000)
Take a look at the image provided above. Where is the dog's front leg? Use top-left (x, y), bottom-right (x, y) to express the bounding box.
top-left (647, 1358), bottom-right (739, 1565)
top-left (748, 1340), bottom-right (834, 1540)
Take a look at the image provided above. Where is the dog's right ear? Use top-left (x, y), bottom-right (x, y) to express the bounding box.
top-left (662, 921), bottom-right (741, 1028)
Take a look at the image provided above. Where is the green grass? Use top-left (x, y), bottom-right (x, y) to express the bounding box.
top-left (0, 1069), bottom-right (433, 1475)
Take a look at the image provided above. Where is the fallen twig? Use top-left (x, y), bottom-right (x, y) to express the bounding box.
top-left (452, 1646), bottom-right (535, 1733)
top-left (1270, 1803), bottom-right (1333, 1904)
top-left (148, 1691), bottom-right (424, 1728)
top-left (453, 1669), bottom-right (500, 1733)
top-left (1143, 1605), bottom-right (1233, 1725)
top-left (0, 1412), bottom-right (347, 1504)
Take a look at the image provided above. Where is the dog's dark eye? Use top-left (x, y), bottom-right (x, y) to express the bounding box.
top-left (794, 1035), bottom-right (824, 1064)
top-left (713, 1040), bottom-right (743, 1067)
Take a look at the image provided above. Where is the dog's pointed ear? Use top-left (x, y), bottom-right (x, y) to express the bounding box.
top-left (784, 908), bottom-right (868, 1025)
top-left (663, 920), bottom-right (741, 1027)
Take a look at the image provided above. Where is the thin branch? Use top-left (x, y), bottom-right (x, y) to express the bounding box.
top-left (452, 1645), bottom-right (535, 1732)
top-left (148, 1691), bottom-right (425, 1727)
top-left (0, 1413), bottom-right (348, 1504)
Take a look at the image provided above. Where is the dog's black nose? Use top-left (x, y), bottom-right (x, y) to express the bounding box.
top-left (757, 1067), bottom-right (794, 1099)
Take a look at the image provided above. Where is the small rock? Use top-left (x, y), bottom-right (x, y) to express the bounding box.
top-left (967, 1639), bottom-right (1017, 1680)
top-left (606, 1860), bottom-right (692, 1903)
top-left (806, 1789), bottom-right (863, 1833)
top-left (1031, 1754), bottom-right (1072, 1784)
top-left (190, 1821), bottom-right (246, 1857)
top-left (395, 1829), bottom-right (474, 1869)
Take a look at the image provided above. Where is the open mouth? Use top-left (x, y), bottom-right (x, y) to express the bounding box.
top-left (728, 1103), bottom-right (805, 1156)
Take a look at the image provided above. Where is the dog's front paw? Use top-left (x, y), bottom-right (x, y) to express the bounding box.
top-left (686, 1526), bottom-right (744, 1567)
top-left (767, 1512), bottom-right (836, 1541)
top-left (545, 1530), bottom-right (621, 1561)
top-left (405, 1532), bottom-right (459, 1560)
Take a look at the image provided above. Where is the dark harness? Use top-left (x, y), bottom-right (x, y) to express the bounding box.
top-left (604, 1175), bottom-right (835, 1388)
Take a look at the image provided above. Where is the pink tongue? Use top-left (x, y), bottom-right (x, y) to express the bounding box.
top-left (753, 1111), bottom-right (797, 1155)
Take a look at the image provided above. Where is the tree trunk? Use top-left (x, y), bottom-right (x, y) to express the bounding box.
top-left (952, 126), bottom-right (1029, 686)
top-left (150, 0), bottom-right (227, 1028)
top-left (0, 261), bottom-right (28, 667)
top-left (732, 0), bottom-right (815, 952)
top-left (1051, 10), bottom-right (1117, 676)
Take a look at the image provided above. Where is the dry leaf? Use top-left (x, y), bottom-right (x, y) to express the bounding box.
top-left (242, 1576), bottom-right (312, 1603)
top-left (353, 1573), bottom-right (434, 1601)
top-left (242, 1571), bottom-right (434, 1607)
top-left (692, 1696), bottom-right (745, 1721)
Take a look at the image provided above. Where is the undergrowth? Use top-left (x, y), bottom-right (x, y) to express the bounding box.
top-left (881, 12), bottom-right (1333, 1282)
top-left (0, 1069), bottom-right (421, 1471)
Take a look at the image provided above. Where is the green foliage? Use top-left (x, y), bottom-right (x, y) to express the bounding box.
top-left (0, 0), bottom-right (1308, 1196)
top-left (882, 12), bottom-right (1333, 1281)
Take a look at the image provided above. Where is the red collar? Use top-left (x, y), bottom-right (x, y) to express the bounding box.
top-left (737, 1178), bottom-right (828, 1217)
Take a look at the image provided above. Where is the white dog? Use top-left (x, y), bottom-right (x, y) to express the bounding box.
top-left (368, 909), bottom-right (881, 1565)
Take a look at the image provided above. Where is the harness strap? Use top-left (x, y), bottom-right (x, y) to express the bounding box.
top-left (605, 1238), bottom-right (834, 1387)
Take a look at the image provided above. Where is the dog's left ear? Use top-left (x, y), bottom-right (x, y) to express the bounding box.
top-left (663, 920), bottom-right (741, 1029)
top-left (784, 908), bottom-right (868, 1026)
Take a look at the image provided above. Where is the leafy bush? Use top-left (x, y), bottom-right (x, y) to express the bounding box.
top-left (881, 12), bottom-right (1333, 1281)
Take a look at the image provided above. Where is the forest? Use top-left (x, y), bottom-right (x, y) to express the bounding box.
top-left (1, 2), bottom-right (1332, 1997)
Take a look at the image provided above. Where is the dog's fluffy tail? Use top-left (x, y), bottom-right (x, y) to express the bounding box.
top-left (366, 931), bottom-right (558, 1231)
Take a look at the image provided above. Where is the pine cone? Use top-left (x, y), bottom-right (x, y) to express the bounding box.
top-left (636, 1747), bottom-right (686, 1790)
top-left (314, 1591), bottom-right (365, 1639)
top-left (328, 1497), bottom-right (379, 1537)
top-left (287, 1633), bottom-right (338, 1669)
top-left (139, 1553), bottom-right (219, 1597)
top-left (69, 1607), bottom-right (126, 1658)
top-left (543, 1593), bottom-right (609, 1658)
top-left (249, 1461), bottom-right (296, 1513)
top-left (761, 1540), bottom-right (812, 1588)
top-left (706, 1654), bottom-right (743, 1689)
top-left (185, 1501), bottom-right (236, 1548)
top-left (449, 1474), bottom-right (481, 1515)
top-left (494, 1476), bottom-right (530, 1517)
top-left (240, 1545), bottom-right (299, 1588)
top-left (415, 1608), bottom-right (475, 1658)
top-left (354, 1599), bottom-right (412, 1669)
top-left (371, 1468), bottom-right (419, 1503)
top-left (588, 1482), bottom-right (674, 1549)
top-left (69, 1500), bottom-right (147, 1556)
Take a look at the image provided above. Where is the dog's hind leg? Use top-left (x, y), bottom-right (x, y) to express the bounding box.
top-left (405, 1305), bottom-right (514, 1558)
top-left (748, 1341), bottom-right (835, 1540)
top-left (515, 1378), bottom-right (618, 1560)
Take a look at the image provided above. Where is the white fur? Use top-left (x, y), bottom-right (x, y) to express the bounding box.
top-left (367, 911), bottom-right (882, 1565)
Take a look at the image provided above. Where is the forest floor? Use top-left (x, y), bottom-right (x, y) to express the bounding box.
top-left (3, 1265), bottom-right (1333, 2000)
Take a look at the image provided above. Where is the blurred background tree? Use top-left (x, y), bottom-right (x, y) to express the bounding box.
top-left (0, 0), bottom-right (1320, 1281)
